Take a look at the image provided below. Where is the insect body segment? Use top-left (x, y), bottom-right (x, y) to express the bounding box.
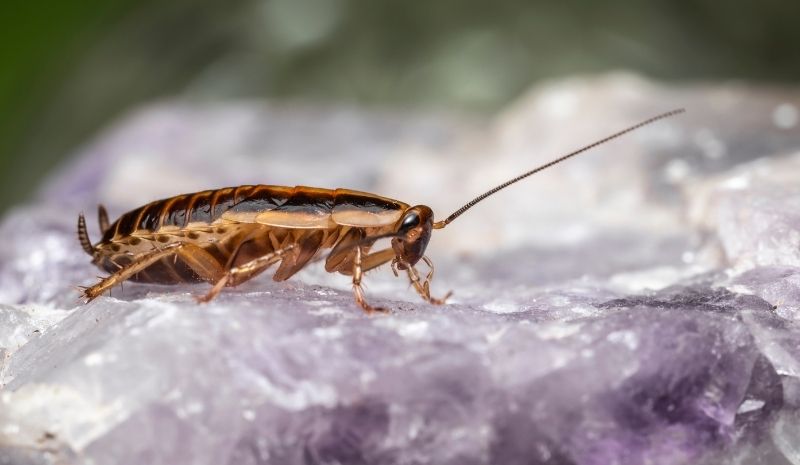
top-left (391, 205), bottom-right (434, 270)
top-left (79, 110), bottom-right (684, 312)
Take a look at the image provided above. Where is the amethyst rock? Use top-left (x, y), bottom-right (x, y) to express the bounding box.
top-left (1, 75), bottom-right (799, 464)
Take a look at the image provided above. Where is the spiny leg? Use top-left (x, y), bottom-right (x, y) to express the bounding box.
top-left (175, 244), bottom-right (227, 283)
top-left (335, 247), bottom-right (395, 276)
top-left (197, 245), bottom-right (295, 303)
top-left (361, 247), bottom-right (396, 272)
top-left (405, 256), bottom-right (452, 305)
top-left (80, 244), bottom-right (183, 302)
top-left (352, 246), bottom-right (389, 314)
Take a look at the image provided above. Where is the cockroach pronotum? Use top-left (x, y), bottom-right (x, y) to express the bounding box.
top-left (77, 109), bottom-right (684, 313)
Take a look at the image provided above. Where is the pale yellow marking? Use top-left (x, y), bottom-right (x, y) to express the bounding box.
top-left (330, 208), bottom-right (403, 227)
top-left (129, 222), bottom-right (215, 237)
top-left (220, 211), bottom-right (259, 223)
top-left (254, 210), bottom-right (336, 229)
top-left (150, 225), bottom-right (182, 233)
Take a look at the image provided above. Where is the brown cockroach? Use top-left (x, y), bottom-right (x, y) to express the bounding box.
top-left (77, 109), bottom-right (684, 312)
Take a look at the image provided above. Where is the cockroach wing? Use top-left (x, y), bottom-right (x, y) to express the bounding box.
top-left (330, 208), bottom-right (404, 227)
top-left (254, 186), bottom-right (337, 229)
top-left (273, 230), bottom-right (326, 281)
top-left (330, 189), bottom-right (408, 227)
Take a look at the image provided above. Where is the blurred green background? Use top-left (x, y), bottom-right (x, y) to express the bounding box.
top-left (2, 0), bottom-right (799, 213)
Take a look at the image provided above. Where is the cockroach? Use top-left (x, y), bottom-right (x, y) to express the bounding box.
top-left (78, 109), bottom-right (684, 313)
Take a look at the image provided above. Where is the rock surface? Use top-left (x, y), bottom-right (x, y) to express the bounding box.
top-left (1, 73), bottom-right (800, 464)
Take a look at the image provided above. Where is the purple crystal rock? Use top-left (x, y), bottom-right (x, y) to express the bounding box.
top-left (1, 75), bottom-right (799, 464)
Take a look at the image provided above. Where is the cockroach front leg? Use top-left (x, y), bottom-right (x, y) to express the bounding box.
top-left (352, 246), bottom-right (388, 314)
top-left (197, 245), bottom-right (295, 303)
top-left (405, 256), bottom-right (452, 305)
top-left (80, 244), bottom-right (184, 302)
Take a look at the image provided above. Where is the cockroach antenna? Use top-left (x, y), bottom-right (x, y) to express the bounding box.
top-left (432, 108), bottom-right (686, 229)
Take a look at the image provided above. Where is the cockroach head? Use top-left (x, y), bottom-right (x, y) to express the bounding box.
top-left (392, 205), bottom-right (434, 269)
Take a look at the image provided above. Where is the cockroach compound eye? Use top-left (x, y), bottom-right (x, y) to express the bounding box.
top-left (78, 109), bottom-right (684, 313)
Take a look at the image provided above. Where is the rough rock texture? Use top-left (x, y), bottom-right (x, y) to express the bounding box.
top-left (1, 73), bottom-right (800, 464)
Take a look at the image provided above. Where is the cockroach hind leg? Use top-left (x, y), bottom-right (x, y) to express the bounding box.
top-left (77, 280), bottom-right (106, 303)
top-left (75, 285), bottom-right (91, 303)
top-left (196, 246), bottom-right (292, 303)
top-left (80, 244), bottom-right (185, 304)
top-left (197, 274), bottom-right (230, 303)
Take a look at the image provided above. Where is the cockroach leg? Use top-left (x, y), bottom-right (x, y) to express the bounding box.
top-left (328, 245), bottom-right (394, 276)
top-left (352, 246), bottom-right (387, 314)
top-left (239, 244), bottom-right (294, 278)
top-left (176, 244), bottom-right (227, 283)
top-left (421, 256), bottom-right (436, 282)
top-left (353, 285), bottom-right (385, 314)
top-left (421, 256), bottom-right (452, 303)
top-left (109, 258), bottom-right (124, 270)
top-left (197, 245), bottom-right (295, 303)
top-left (197, 276), bottom-right (230, 303)
top-left (81, 244), bottom-right (183, 302)
top-left (361, 247), bottom-right (395, 272)
top-left (405, 259), bottom-right (452, 305)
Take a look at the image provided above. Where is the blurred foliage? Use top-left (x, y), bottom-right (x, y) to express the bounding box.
top-left (1, 0), bottom-right (800, 212)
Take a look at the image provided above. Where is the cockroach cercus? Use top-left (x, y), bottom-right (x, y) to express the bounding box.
top-left (78, 109), bottom-right (684, 313)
